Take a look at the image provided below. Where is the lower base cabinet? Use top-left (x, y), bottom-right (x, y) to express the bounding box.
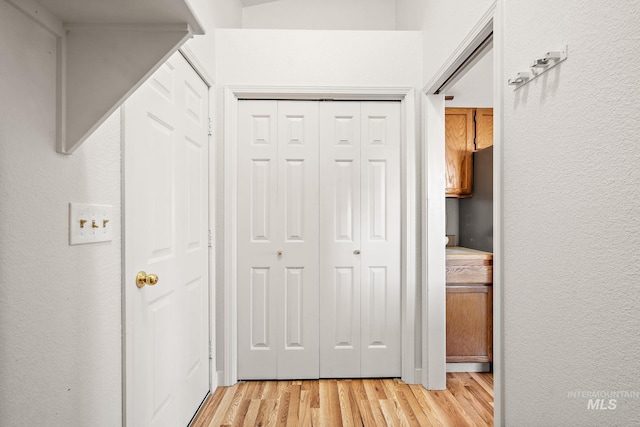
top-left (445, 248), bottom-right (493, 363)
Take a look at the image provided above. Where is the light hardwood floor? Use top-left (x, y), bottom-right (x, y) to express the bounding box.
top-left (190, 373), bottom-right (493, 426)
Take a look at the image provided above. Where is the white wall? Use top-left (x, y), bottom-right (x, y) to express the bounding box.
top-left (184, 0), bottom-right (242, 77)
top-left (396, 0), bottom-right (494, 85)
top-left (0, 2), bottom-right (122, 425)
top-left (215, 29), bottom-right (420, 86)
top-left (214, 27), bottom-right (423, 377)
top-left (242, 0), bottom-right (396, 30)
top-left (445, 48), bottom-right (493, 108)
top-left (502, 1), bottom-right (640, 425)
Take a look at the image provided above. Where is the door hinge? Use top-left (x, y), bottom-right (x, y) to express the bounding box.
top-left (208, 117), bottom-right (213, 137)
top-left (208, 229), bottom-right (212, 248)
top-left (209, 341), bottom-right (213, 360)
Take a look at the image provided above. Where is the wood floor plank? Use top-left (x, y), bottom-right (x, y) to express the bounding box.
top-left (395, 387), bottom-right (432, 427)
top-left (469, 372), bottom-right (494, 397)
top-left (222, 382), bottom-right (249, 425)
top-left (407, 384), bottom-right (447, 426)
top-left (327, 380), bottom-right (343, 426)
top-left (285, 384), bottom-right (301, 427)
top-left (297, 389), bottom-right (311, 426)
top-left (379, 397), bottom-right (405, 426)
top-left (242, 399), bottom-right (261, 427)
top-left (190, 394), bottom-right (216, 427)
top-left (192, 374), bottom-right (493, 427)
top-left (204, 387), bottom-right (238, 427)
top-left (346, 381), bottom-right (364, 427)
top-left (337, 380), bottom-right (356, 427)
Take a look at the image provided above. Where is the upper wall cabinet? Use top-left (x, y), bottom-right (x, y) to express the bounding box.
top-left (7, 0), bottom-right (204, 154)
top-left (445, 107), bottom-right (493, 198)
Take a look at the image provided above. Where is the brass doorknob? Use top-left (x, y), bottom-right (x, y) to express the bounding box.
top-left (277, 250), bottom-right (283, 256)
top-left (353, 249), bottom-right (361, 255)
top-left (136, 271), bottom-right (159, 288)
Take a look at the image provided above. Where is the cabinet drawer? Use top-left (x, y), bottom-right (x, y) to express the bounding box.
top-left (446, 264), bottom-right (492, 284)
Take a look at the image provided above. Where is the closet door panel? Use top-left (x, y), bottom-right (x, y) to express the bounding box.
top-left (277, 101), bottom-right (319, 379)
top-left (319, 102), bottom-right (362, 378)
top-left (360, 102), bottom-right (401, 377)
top-left (237, 100), bottom-right (280, 379)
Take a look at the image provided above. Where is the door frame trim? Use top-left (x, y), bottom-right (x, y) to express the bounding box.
top-left (421, 1), bottom-right (503, 425)
top-left (222, 85), bottom-right (418, 386)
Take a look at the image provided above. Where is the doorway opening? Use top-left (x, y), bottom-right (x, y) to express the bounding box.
top-left (422, 1), bottom-right (503, 425)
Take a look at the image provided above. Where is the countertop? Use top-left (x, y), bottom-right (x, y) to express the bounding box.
top-left (446, 246), bottom-right (493, 260)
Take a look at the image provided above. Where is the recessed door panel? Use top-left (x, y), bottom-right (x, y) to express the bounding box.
top-left (285, 267), bottom-right (304, 348)
top-left (285, 160), bottom-right (305, 242)
top-left (251, 159), bottom-right (273, 241)
top-left (251, 267), bottom-right (271, 349)
top-left (186, 136), bottom-right (203, 251)
top-left (368, 160), bottom-right (387, 241)
top-left (334, 267), bottom-right (355, 348)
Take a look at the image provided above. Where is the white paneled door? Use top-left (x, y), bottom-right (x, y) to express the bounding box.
top-left (125, 51), bottom-right (209, 427)
top-left (238, 100), bottom-right (320, 379)
top-left (237, 100), bottom-right (400, 379)
top-left (319, 102), bottom-right (401, 378)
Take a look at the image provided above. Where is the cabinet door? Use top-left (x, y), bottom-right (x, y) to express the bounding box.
top-left (446, 285), bottom-right (492, 362)
top-left (475, 108), bottom-right (493, 151)
top-left (445, 108), bottom-right (474, 197)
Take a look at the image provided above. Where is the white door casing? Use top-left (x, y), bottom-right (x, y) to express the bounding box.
top-left (223, 86), bottom-right (417, 386)
top-left (319, 101), bottom-right (401, 378)
top-left (237, 100), bottom-right (320, 379)
top-left (124, 51), bottom-right (209, 426)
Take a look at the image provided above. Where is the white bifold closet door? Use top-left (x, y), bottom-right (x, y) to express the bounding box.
top-left (237, 100), bottom-right (400, 380)
top-left (237, 100), bottom-right (320, 380)
top-left (319, 101), bottom-right (401, 378)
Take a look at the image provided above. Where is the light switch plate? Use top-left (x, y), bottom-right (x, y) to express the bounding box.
top-left (69, 203), bottom-right (113, 245)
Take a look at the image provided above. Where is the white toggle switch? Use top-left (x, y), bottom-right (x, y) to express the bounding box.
top-left (69, 203), bottom-right (113, 245)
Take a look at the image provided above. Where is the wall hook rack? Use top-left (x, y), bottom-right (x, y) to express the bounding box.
top-left (508, 45), bottom-right (568, 90)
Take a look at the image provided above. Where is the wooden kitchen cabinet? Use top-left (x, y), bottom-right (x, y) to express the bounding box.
top-left (445, 107), bottom-right (493, 197)
top-left (446, 248), bottom-right (493, 363)
top-left (445, 108), bottom-right (474, 197)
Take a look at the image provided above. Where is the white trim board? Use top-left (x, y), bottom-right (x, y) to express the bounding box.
top-left (421, 2), bottom-right (504, 426)
top-left (222, 85), bottom-right (418, 386)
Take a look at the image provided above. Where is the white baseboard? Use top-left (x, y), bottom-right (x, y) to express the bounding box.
top-left (446, 362), bottom-right (491, 373)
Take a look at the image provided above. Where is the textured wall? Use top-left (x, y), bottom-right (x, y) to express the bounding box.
top-left (503, 0), bottom-right (640, 425)
top-left (0, 2), bottom-right (122, 425)
top-left (397, 0), bottom-right (494, 85)
top-left (242, 0), bottom-right (396, 30)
